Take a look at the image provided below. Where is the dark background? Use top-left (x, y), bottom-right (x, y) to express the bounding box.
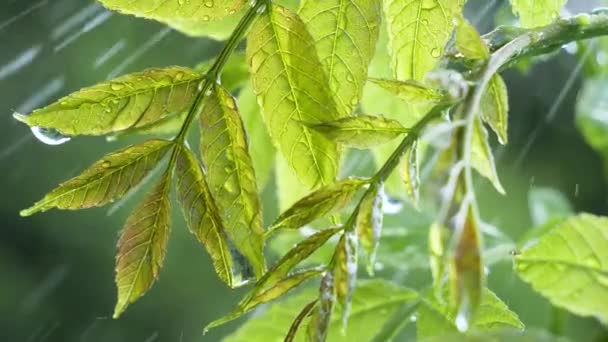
top-left (1, 0), bottom-right (606, 341)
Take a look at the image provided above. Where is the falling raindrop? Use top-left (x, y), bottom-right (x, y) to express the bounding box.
top-left (30, 127), bottom-right (71, 145)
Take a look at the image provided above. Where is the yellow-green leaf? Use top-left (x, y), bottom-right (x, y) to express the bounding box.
top-left (481, 75), bottom-right (509, 145)
top-left (200, 84), bottom-right (266, 279)
top-left (247, 4), bottom-right (340, 189)
top-left (285, 300), bottom-right (318, 342)
top-left (455, 16), bottom-right (490, 60)
top-left (275, 155), bottom-right (311, 212)
top-left (334, 231), bottom-right (358, 329)
top-left (511, 0), bottom-right (567, 28)
top-left (369, 78), bottom-right (444, 104)
top-left (114, 174), bottom-right (171, 318)
top-left (174, 146), bottom-right (246, 288)
top-left (305, 115), bottom-right (408, 148)
top-left (356, 182), bottom-right (384, 274)
top-left (271, 178), bottom-right (368, 230)
top-left (307, 271), bottom-right (336, 342)
top-left (400, 139), bottom-right (420, 206)
top-left (14, 67), bottom-right (202, 136)
top-left (471, 117), bottom-right (505, 194)
top-left (20, 139), bottom-right (173, 216)
top-left (384, 0), bottom-right (464, 80)
top-left (515, 213), bottom-right (608, 323)
top-left (299, 0), bottom-right (382, 116)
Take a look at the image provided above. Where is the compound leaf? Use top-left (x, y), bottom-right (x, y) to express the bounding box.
top-left (247, 4), bottom-right (340, 189)
top-left (21, 139), bottom-right (173, 216)
top-left (305, 115), bottom-right (408, 148)
top-left (299, 0), bottom-right (382, 116)
top-left (114, 174), bottom-right (171, 318)
top-left (14, 67), bottom-right (202, 136)
top-left (515, 213), bottom-right (608, 323)
top-left (200, 84), bottom-right (266, 279)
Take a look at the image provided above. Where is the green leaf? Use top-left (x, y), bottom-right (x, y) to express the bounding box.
top-left (356, 182), bottom-right (384, 274)
top-left (576, 77), bottom-right (608, 165)
top-left (417, 289), bottom-right (524, 339)
top-left (20, 139), bottom-right (173, 216)
top-left (305, 115), bottom-right (408, 148)
top-left (114, 174), bottom-right (171, 318)
top-left (510, 0), bottom-right (566, 28)
top-left (429, 222), bottom-right (448, 292)
top-left (421, 329), bottom-right (566, 342)
top-left (247, 4), bottom-right (340, 189)
top-left (481, 75), bottom-right (509, 145)
top-left (166, 13), bottom-right (241, 39)
top-left (271, 178), bottom-right (368, 230)
top-left (286, 300), bottom-right (318, 342)
top-left (369, 78), bottom-right (444, 104)
top-left (384, 0), bottom-right (464, 80)
top-left (200, 84), bottom-right (266, 279)
top-left (14, 67), bottom-right (202, 136)
top-left (205, 268), bottom-right (324, 331)
top-left (238, 84), bottom-right (276, 190)
top-left (334, 231), bottom-right (358, 329)
top-left (107, 111), bottom-right (188, 141)
top-left (471, 117), bottom-right (505, 195)
top-left (450, 204), bottom-right (483, 330)
top-left (307, 271), bottom-right (336, 341)
top-left (195, 54), bottom-right (250, 91)
top-left (299, 0), bottom-right (382, 116)
top-left (223, 279), bottom-right (419, 342)
top-left (174, 146), bottom-right (246, 288)
top-left (276, 156), bottom-right (311, 212)
top-left (400, 139), bottom-right (420, 206)
top-left (515, 213), bottom-right (608, 323)
top-left (455, 16), bottom-right (490, 60)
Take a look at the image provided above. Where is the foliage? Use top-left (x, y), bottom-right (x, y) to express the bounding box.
top-left (14, 0), bottom-right (608, 341)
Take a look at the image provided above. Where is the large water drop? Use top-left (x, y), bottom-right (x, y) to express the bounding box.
top-left (30, 127), bottom-right (71, 145)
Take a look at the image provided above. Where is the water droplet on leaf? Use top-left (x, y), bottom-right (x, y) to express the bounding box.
top-left (31, 127), bottom-right (71, 145)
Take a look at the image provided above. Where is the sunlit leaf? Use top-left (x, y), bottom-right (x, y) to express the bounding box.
top-left (369, 78), bottom-right (444, 104)
top-left (20, 139), bottom-right (173, 216)
top-left (299, 0), bottom-right (382, 116)
top-left (107, 111), bottom-right (188, 141)
top-left (200, 84), bottom-right (266, 279)
top-left (334, 231), bottom-right (358, 329)
top-left (510, 0), bottom-right (567, 28)
top-left (307, 271), bottom-right (336, 341)
top-left (14, 67), bottom-right (202, 136)
top-left (275, 156), bottom-right (311, 212)
top-left (195, 53), bottom-right (250, 91)
top-left (384, 0), bottom-right (464, 80)
top-left (454, 16), bottom-right (490, 60)
top-left (305, 115), bottom-right (408, 148)
top-left (481, 75), bottom-right (509, 145)
top-left (450, 204), bottom-right (483, 331)
top-left (247, 4), bottom-right (340, 189)
top-left (421, 329), bottom-right (565, 342)
top-left (400, 139), bottom-right (420, 206)
top-left (356, 182), bottom-right (384, 274)
top-left (471, 117), bottom-right (505, 194)
top-left (271, 178), bottom-right (368, 230)
top-left (515, 213), bottom-right (608, 323)
top-left (205, 268), bottom-right (324, 331)
top-left (224, 279), bottom-right (419, 342)
top-left (114, 174), bottom-right (171, 318)
top-left (175, 146), bottom-right (246, 288)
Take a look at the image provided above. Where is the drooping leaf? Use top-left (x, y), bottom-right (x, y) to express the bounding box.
top-left (271, 178), bottom-right (368, 230)
top-left (417, 289), bottom-right (524, 339)
top-left (384, 0), bottom-right (464, 80)
top-left (481, 75), bottom-right (509, 145)
top-left (369, 78), bottom-right (444, 104)
top-left (400, 139), bottom-right (420, 206)
top-left (174, 146), bottom-right (245, 288)
top-left (305, 115), bottom-right (408, 148)
top-left (200, 84), bottom-right (266, 279)
top-left (450, 204), bottom-right (484, 331)
top-left (205, 268), bottom-right (324, 331)
top-left (510, 0), bottom-right (567, 28)
top-left (429, 222), bottom-right (448, 292)
top-left (285, 300), bottom-right (318, 342)
top-left (454, 16), bottom-right (490, 60)
top-left (515, 213), bottom-right (608, 323)
top-left (247, 4), bottom-right (340, 189)
top-left (307, 271), bottom-right (336, 342)
top-left (356, 182), bottom-right (384, 274)
top-left (299, 0), bottom-right (382, 116)
top-left (238, 84), bottom-right (276, 190)
top-left (224, 279), bottom-right (419, 342)
top-left (14, 67), bottom-right (202, 136)
top-left (20, 139), bottom-right (173, 216)
top-left (334, 231), bottom-right (358, 329)
top-left (114, 174), bottom-right (171, 318)
top-left (471, 117), bottom-right (505, 194)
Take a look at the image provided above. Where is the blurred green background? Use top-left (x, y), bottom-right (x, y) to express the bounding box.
top-left (1, 0), bottom-right (607, 341)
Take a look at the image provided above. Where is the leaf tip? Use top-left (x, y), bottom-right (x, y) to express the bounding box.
top-left (12, 112), bottom-right (29, 125)
top-left (19, 207), bottom-right (36, 217)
